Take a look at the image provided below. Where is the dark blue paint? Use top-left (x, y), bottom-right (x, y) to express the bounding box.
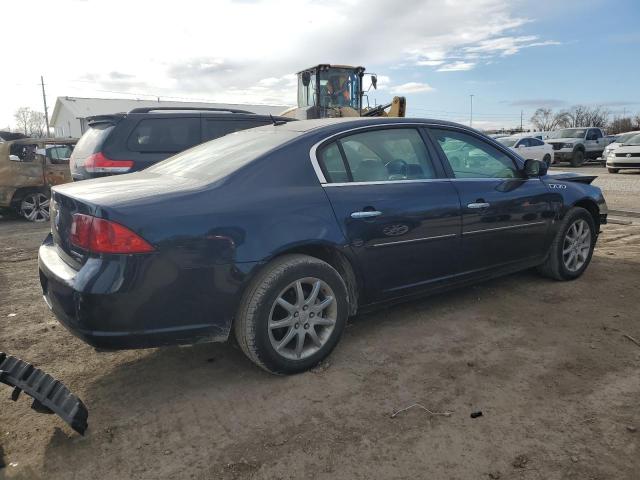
top-left (38, 118), bottom-right (607, 350)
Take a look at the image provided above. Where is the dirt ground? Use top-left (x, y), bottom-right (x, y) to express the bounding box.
top-left (1, 216), bottom-right (640, 479)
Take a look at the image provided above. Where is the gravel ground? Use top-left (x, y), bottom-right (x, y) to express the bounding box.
top-left (1, 212), bottom-right (640, 479)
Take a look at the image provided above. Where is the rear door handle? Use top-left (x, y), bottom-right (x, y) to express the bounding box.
top-left (351, 210), bottom-right (382, 219)
top-left (467, 202), bottom-right (490, 209)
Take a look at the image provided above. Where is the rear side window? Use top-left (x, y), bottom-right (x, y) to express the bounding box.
top-left (203, 119), bottom-right (269, 141)
top-left (318, 143), bottom-right (349, 183)
top-left (530, 138), bottom-right (545, 146)
top-left (127, 118), bottom-right (200, 153)
top-left (317, 128), bottom-right (437, 183)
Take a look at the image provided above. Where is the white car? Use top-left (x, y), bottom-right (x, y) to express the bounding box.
top-left (606, 133), bottom-right (640, 173)
top-left (497, 136), bottom-right (554, 166)
top-left (599, 131), bottom-right (639, 162)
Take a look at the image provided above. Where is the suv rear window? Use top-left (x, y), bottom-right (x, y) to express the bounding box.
top-left (127, 118), bottom-right (200, 153)
top-left (73, 123), bottom-right (114, 162)
top-left (203, 119), bottom-right (270, 141)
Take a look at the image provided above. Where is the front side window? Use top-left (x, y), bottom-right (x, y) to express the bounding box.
top-left (430, 128), bottom-right (519, 179)
top-left (127, 118), bottom-right (200, 153)
top-left (316, 128), bottom-right (436, 183)
top-left (530, 138), bottom-right (545, 146)
top-left (587, 128), bottom-right (603, 140)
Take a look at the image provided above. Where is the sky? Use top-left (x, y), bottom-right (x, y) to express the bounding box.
top-left (2, 0), bottom-right (639, 131)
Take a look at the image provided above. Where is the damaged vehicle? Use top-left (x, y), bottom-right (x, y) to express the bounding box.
top-left (0, 136), bottom-right (76, 221)
top-left (38, 118), bottom-right (607, 375)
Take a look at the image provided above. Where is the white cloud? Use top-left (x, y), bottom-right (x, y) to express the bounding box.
top-left (0, 0), bottom-right (557, 126)
top-left (391, 82), bottom-right (434, 94)
top-left (437, 62), bottom-right (476, 72)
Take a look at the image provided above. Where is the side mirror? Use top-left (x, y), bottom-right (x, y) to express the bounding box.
top-left (301, 71), bottom-right (311, 87)
top-left (371, 74), bottom-right (378, 90)
top-left (524, 158), bottom-right (546, 177)
top-left (9, 154), bottom-right (21, 162)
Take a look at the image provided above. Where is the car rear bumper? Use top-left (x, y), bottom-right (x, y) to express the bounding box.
top-left (38, 234), bottom-right (253, 350)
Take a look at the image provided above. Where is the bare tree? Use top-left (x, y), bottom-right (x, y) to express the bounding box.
top-left (28, 111), bottom-right (46, 137)
top-left (634, 114), bottom-right (640, 130)
top-left (608, 117), bottom-right (634, 134)
top-left (561, 105), bottom-right (609, 128)
top-left (14, 107), bottom-right (30, 135)
top-left (530, 108), bottom-right (554, 131)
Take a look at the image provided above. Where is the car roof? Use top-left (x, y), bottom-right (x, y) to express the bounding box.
top-left (270, 116), bottom-right (466, 134)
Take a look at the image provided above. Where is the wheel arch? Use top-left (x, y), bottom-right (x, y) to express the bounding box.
top-left (572, 197), bottom-right (601, 231)
top-left (268, 243), bottom-right (361, 316)
top-left (10, 186), bottom-right (50, 209)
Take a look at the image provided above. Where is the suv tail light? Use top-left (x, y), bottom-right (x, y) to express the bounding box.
top-left (85, 152), bottom-right (133, 173)
top-left (70, 214), bottom-right (155, 254)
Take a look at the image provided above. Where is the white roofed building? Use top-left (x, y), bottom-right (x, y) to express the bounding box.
top-left (50, 97), bottom-right (290, 138)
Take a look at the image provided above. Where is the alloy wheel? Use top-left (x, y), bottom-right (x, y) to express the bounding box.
top-left (562, 219), bottom-right (591, 272)
top-left (268, 277), bottom-right (337, 360)
top-left (20, 193), bottom-right (50, 222)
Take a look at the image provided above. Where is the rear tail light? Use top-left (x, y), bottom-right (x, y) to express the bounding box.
top-left (70, 214), bottom-right (155, 254)
top-left (85, 152), bottom-right (133, 173)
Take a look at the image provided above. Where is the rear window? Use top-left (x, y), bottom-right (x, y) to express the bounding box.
top-left (203, 119), bottom-right (270, 141)
top-left (147, 129), bottom-right (298, 180)
top-left (73, 124), bottom-right (114, 161)
top-left (127, 118), bottom-right (200, 153)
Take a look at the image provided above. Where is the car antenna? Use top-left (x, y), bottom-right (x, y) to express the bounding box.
top-left (269, 114), bottom-right (286, 126)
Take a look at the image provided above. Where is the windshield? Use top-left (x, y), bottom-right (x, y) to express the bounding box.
top-left (146, 129), bottom-right (298, 180)
top-left (319, 68), bottom-right (361, 111)
top-left (550, 128), bottom-right (586, 139)
top-left (616, 132), bottom-right (640, 144)
top-left (497, 137), bottom-right (518, 147)
top-left (623, 133), bottom-right (640, 145)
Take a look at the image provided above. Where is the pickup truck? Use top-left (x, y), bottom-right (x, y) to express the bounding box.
top-left (546, 127), bottom-right (609, 167)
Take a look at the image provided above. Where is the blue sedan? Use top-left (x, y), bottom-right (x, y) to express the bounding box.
top-left (38, 118), bottom-right (607, 374)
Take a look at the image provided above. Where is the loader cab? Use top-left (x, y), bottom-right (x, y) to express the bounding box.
top-left (296, 64), bottom-right (366, 118)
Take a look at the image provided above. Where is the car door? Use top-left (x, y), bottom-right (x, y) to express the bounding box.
top-left (427, 127), bottom-right (554, 274)
top-left (585, 128), bottom-right (603, 157)
top-left (316, 126), bottom-right (462, 301)
top-left (40, 143), bottom-right (73, 186)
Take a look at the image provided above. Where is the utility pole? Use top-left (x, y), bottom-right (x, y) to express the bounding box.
top-left (40, 76), bottom-right (50, 136)
top-left (520, 110), bottom-right (523, 132)
top-left (469, 94), bottom-right (474, 127)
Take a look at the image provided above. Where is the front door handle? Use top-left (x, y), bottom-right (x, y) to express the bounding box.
top-left (467, 202), bottom-right (490, 209)
top-left (351, 210), bottom-right (382, 219)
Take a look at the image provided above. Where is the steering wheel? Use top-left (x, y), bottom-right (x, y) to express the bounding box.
top-left (385, 159), bottom-right (408, 179)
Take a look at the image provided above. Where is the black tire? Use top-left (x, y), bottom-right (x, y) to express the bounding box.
top-left (607, 168), bottom-right (619, 174)
top-left (537, 207), bottom-right (596, 281)
top-left (570, 149), bottom-right (585, 167)
top-left (543, 154), bottom-right (552, 167)
top-left (234, 254), bottom-right (349, 374)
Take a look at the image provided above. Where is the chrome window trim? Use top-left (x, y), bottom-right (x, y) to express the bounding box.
top-left (463, 221), bottom-right (546, 236)
top-left (309, 122), bottom-right (438, 185)
top-left (309, 121), bottom-right (527, 186)
top-left (371, 233), bottom-right (457, 248)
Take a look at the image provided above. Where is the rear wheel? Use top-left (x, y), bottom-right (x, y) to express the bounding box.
top-left (607, 168), bottom-right (619, 174)
top-left (537, 207), bottom-right (595, 281)
top-left (570, 149), bottom-right (585, 167)
top-left (19, 191), bottom-right (50, 222)
top-left (543, 154), bottom-right (552, 167)
top-left (234, 254), bottom-right (349, 374)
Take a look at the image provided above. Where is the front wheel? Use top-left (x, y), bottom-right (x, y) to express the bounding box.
top-left (19, 191), bottom-right (50, 222)
top-left (607, 168), bottom-right (619, 174)
top-left (543, 154), bottom-right (552, 167)
top-left (234, 254), bottom-right (349, 374)
top-left (570, 150), bottom-right (585, 167)
top-left (537, 207), bottom-right (596, 281)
